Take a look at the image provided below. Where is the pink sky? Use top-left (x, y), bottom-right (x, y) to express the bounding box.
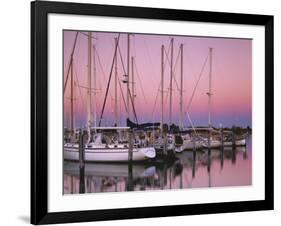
top-left (64, 30), bottom-right (252, 128)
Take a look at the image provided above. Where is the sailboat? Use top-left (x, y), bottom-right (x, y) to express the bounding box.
top-left (223, 138), bottom-right (246, 146)
top-left (199, 48), bottom-right (222, 149)
top-left (222, 131), bottom-right (247, 147)
top-left (152, 42), bottom-right (176, 157)
top-left (64, 127), bottom-right (156, 162)
top-left (173, 43), bottom-right (204, 153)
top-left (64, 32), bottom-right (156, 162)
top-left (175, 133), bottom-right (204, 152)
top-left (198, 48), bottom-right (247, 149)
top-left (154, 133), bottom-right (175, 153)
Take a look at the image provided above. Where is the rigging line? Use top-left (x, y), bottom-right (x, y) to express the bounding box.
top-left (150, 43), bottom-right (171, 114)
top-left (171, 46), bottom-right (181, 91)
top-left (147, 43), bottom-right (171, 109)
top-left (77, 85), bottom-right (100, 91)
top-left (64, 32), bottom-right (79, 95)
top-left (114, 37), bottom-right (131, 120)
top-left (151, 82), bottom-right (161, 118)
top-left (136, 37), bottom-right (169, 104)
top-left (95, 47), bottom-right (113, 99)
top-left (164, 87), bottom-right (169, 110)
top-left (133, 59), bottom-right (148, 104)
top-left (117, 44), bottom-right (127, 75)
top-left (185, 54), bottom-right (209, 112)
top-left (93, 33), bottom-right (102, 97)
top-left (79, 32), bottom-right (98, 40)
top-left (148, 42), bottom-right (170, 103)
top-left (185, 50), bottom-right (197, 80)
top-left (131, 34), bottom-right (137, 60)
top-left (114, 38), bottom-right (131, 117)
top-left (186, 111), bottom-right (200, 138)
top-left (164, 46), bottom-right (181, 91)
top-left (128, 89), bottom-right (138, 123)
top-left (122, 35), bottom-right (138, 123)
top-left (116, 41), bottom-right (137, 122)
top-left (73, 61), bottom-right (86, 114)
top-left (93, 40), bottom-right (103, 93)
top-left (151, 82), bottom-right (170, 121)
top-left (118, 77), bottom-right (128, 115)
top-left (98, 34), bottom-right (121, 126)
top-left (142, 38), bottom-right (157, 76)
top-left (163, 41), bottom-right (171, 74)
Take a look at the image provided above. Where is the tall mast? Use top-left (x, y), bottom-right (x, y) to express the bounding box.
top-left (179, 43), bottom-right (184, 130)
top-left (64, 32), bottom-right (79, 95)
top-left (208, 47), bottom-right (213, 128)
top-left (73, 81), bottom-right (76, 132)
top-left (127, 34), bottom-right (130, 121)
top-left (169, 38), bottom-right (174, 127)
top-left (70, 56), bottom-right (74, 133)
top-left (87, 32), bottom-right (92, 138)
top-left (131, 56), bottom-right (135, 109)
top-left (93, 44), bottom-right (97, 129)
top-left (114, 37), bottom-right (118, 126)
top-left (161, 45), bottom-right (164, 133)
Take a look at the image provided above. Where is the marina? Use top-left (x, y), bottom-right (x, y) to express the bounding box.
top-left (64, 136), bottom-right (252, 193)
top-left (63, 30), bottom-right (252, 193)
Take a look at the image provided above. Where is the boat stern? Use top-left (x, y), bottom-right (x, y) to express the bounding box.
top-left (141, 147), bottom-right (156, 159)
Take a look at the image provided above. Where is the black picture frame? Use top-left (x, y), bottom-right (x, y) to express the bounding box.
top-left (31, 0), bottom-right (274, 224)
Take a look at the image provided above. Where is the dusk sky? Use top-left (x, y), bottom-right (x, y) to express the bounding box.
top-left (64, 30), bottom-right (252, 128)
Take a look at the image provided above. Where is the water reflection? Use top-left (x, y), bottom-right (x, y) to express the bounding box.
top-left (64, 137), bottom-right (251, 194)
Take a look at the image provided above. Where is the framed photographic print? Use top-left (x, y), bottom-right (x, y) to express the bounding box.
top-left (31, 0), bottom-right (274, 224)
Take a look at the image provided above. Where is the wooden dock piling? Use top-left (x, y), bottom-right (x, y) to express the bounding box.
top-left (159, 170), bottom-right (164, 190)
top-left (79, 166), bottom-right (85, 193)
top-left (207, 149), bottom-right (211, 173)
top-left (128, 130), bottom-right (133, 162)
top-left (78, 129), bottom-right (85, 193)
top-left (78, 129), bottom-right (85, 168)
top-left (231, 147), bottom-right (236, 164)
top-left (220, 128), bottom-right (224, 168)
top-left (232, 126), bottom-right (236, 149)
top-left (163, 133), bottom-right (168, 157)
top-left (127, 163), bottom-right (133, 191)
top-left (220, 147), bottom-right (224, 169)
top-left (192, 149), bottom-right (196, 179)
top-left (208, 130), bottom-right (211, 150)
top-left (220, 128), bottom-right (224, 147)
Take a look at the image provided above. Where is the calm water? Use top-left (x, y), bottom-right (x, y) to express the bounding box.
top-left (63, 136), bottom-right (252, 194)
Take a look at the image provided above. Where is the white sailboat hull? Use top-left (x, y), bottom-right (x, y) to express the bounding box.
top-left (64, 145), bottom-right (156, 162)
top-left (202, 140), bottom-right (222, 148)
top-left (154, 143), bottom-right (175, 151)
top-left (223, 138), bottom-right (246, 147)
top-left (175, 140), bottom-right (203, 153)
top-left (154, 135), bottom-right (175, 156)
top-left (201, 138), bottom-right (246, 148)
